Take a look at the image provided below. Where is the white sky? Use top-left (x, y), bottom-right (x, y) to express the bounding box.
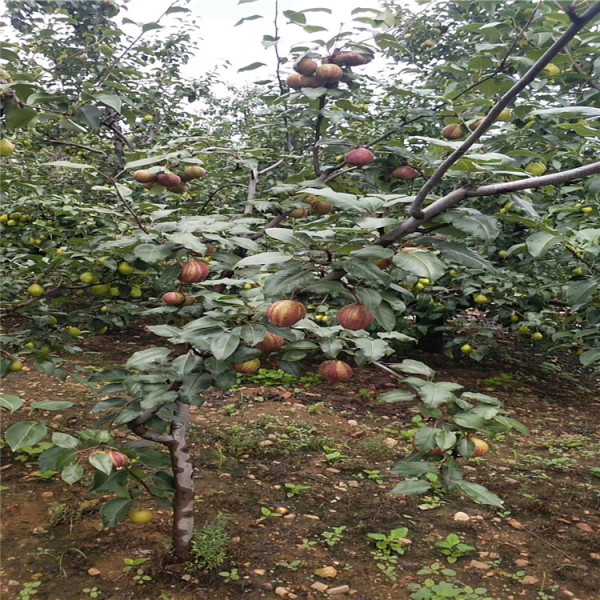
top-left (124, 0), bottom-right (384, 81)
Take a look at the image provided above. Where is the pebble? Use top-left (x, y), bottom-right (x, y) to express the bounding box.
top-left (87, 568), bottom-right (101, 576)
top-left (348, 481), bottom-right (360, 488)
top-left (314, 566), bottom-right (338, 578)
top-left (40, 491), bottom-right (54, 499)
top-left (325, 468), bottom-right (341, 474)
top-left (575, 522), bottom-right (593, 532)
top-left (219, 473), bottom-right (232, 479)
top-left (253, 569), bottom-right (266, 575)
top-left (514, 559), bottom-right (529, 567)
top-left (507, 519), bottom-right (525, 530)
top-left (284, 513), bottom-right (296, 520)
top-left (275, 586), bottom-right (289, 597)
top-left (590, 553), bottom-right (600, 561)
top-left (347, 420), bottom-right (358, 427)
top-left (259, 440), bottom-right (274, 447)
top-left (8, 581), bottom-right (19, 587)
top-left (469, 560), bottom-right (491, 570)
top-left (311, 582), bottom-right (328, 592)
top-left (274, 507), bottom-right (289, 515)
top-left (384, 437), bottom-right (398, 448)
top-left (303, 514), bottom-right (320, 520)
top-left (453, 511), bottom-right (470, 521)
top-left (327, 585), bottom-right (350, 595)
top-left (522, 576), bottom-right (539, 585)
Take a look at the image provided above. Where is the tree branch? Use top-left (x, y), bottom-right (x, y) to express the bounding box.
top-left (408, 2), bottom-right (600, 220)
top-left (376, 161), bottom-right (600, 247)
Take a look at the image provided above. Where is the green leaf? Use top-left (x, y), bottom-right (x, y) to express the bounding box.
top-left (393, 251), bottom-right (445, 280)
top-left (379, 389), bottom-right (416, 403)
top-left (566, 278), bottom-right (598, 311)
top-left (390, 359), bottom-right (435, 378)
top-left (240, 324), bottom-right (268, 346)
top-left (493, 416), bottom-right (530, 435)
top-left (133, 243), bottom-right (174, 263)
top-left (343, 260), bottom-right (391, 285)
top-left (389, 480), bottom-right (432, 495)
top-left (390, 461), bottom-right (440, 476)
top-left (42, 160), bottom-right (95, 170)
top-left (5, 107), bottom-right (37, 129)
top-left (101, 498), bottom-right (134, 528)
top-left (372, 302), bottom-right (396, 332)
top-left (526, 231), bottom-right (560, 258)
top-left (351, 246), bottom-right (394, 260)
top-left (62, 464), bottom-right (84, 485)
top-left (94, 93), bottom-right (122, 113)
top-left (234, 252), bottom-right (293, 268)
top-left (580, 348), bottom-right (600, 367)
top-left (0, 394), bottom-right (23, 413)
top-left (435, 430), bottom-right (457, 451)
top-left (234, 15), bottom-right (263, 26)
top-left (126, 347), bottom-right (171, 370)
top-left (238, 62), bottom-right (266, 72)
top-left (452, 412), bottom-right (487, 430)
top-left (51, 432), bottom-right (80, 448)
top-left (320, 338), bottom-right (343, 358)
top-left (5, 422), bottom-right (47, 451)
top-left (429, 240), bottom-right (494, 271)
top-left (265, 228), bottom-right (312, 246)
top-left (455, 481), bottom-right (503, 507)
top-left (31, 401), bottom-right (74, 411)
top-left (453, 214), bottom-right (499, 241)
top-left (164, 232), bottom-right (207, 253)
top-left (211, 333), bottom-right (240, 361)
top-left (354, 339), bottom-right (391, 362)
top-left (89, 451), bottom-right (114, 475)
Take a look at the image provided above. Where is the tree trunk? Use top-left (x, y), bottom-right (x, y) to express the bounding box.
top-left (167, 402), bottom-right (195, 561)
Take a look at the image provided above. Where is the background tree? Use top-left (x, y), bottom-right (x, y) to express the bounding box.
top-left (1, 0), bottom-right (598, 561)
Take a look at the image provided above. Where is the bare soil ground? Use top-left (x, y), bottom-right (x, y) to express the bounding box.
top-left (1, 328), bottom-right (599, 600)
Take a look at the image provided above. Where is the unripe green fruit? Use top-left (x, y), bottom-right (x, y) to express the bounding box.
top-left (91, 284), bottom-right (111, 296)
top-left (66, 326), bottom-right (82, 337)
top-left (28, 284), bottom-right (45, 297)
top-left (474, 294), bottom-right (490, 305)
top-left (0, 138), bottom-right (16, 156)
top-left (531, 332), bottom-right (543, 341)
top-left (526, 162), bottom-right (546, 176)
top-left (129, 509), bottom-right (154, 524)
top-left (10, 360), bottom-right (24, 372)
top-left (460, 344), bottom-right (473, 355)
top-left (233, 359), bottom-right (261, 374)
top-left (117, 262), bottom-right (134, 276)
top-left (80, 272), bottom-right (99, 284)
top-left (543, 63), bottom-right (561, 77)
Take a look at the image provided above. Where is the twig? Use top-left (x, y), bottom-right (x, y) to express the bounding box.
top-left (313, 96), bottom-right (326, 176)
top-left (113, 183), bottom-right (149, 234)
top-left (48, 140), bottom-right (107, 155)
top-left (373, 361), bottom-right (405, 380)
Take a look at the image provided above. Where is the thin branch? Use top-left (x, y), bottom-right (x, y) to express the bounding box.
top-left (408, 2), bottom-right (600, 220)
top-left (244, 167), bottom-right (259, 215)
top-left (94, 1), bottom-right (180, 88)
top-left (564, 244), bottom-right (599, 273)
top-left (313, 96), bottom-right (326, 176)
top-left (258, 159), bottom-right (284, 175)
top-left (272, 0), bottom-right (294, 153)
top-left (564, 45), bottom-right (600, 92)
top-left (48, 139), bottom-right (107, 155)
top-left (113, 183), bottom-right (149, 234)
top-left (373, 361), bottom-right (405, 380)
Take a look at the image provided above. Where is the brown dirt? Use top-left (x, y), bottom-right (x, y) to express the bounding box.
top-left (1, 328), bottom-right (599, 600)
